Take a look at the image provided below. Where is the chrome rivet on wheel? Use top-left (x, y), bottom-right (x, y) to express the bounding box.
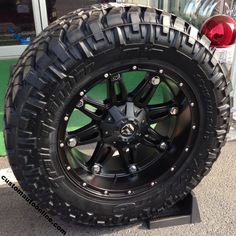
top-left (129, 164), bottom-right (137, 173)
top-left (104, 190), bottom-right (108, 195)
top-left (128, 190), bottom-right (132, 195)
top-left (151, 182), bottom-right (155, 187)
top-left (179, 82), bottom-right (183, 87)
top-left (66, 166), bottom-right (71, 171)
top-left (132, 65), bottom-right (137, 70)
top-left (82, 182), bottom-right (87, 187)
top-left (170, 107), bottom-right (179, 116)
top-left (171, 167), bottom-right (175, 172)
top-left (80, 91), bottom-right (85, 96)
top-left (92, 164), bottom-right (101, 174)
top-left (159, 69), bottom-right (164, 74)
top-left (105, 131), bottom-right (109, 135)
top-left (126, 148), bottom-right (130, 152)
top-left (112, 74), bottom-right (121, 81)
top-left (77, 99), bottom-right (84, 108)
top-left (151, 76), bottom-right (161, 85)
top-left (104, 73), bottom-right (109, 78)
top-left (190, 102), bottom-right (195, 107)
top-left (67, 138), bottom-right (77, 148)
top-left (185, 148), bottom-right (189, 152)
top-left (160, 142), bottom-right (167, 150)
top-left (192, 125), bottom-right (196, 130)
top-left (60, 143), bottom-right (64, 148)
top-left (64, 116), bottom-right (69, 121)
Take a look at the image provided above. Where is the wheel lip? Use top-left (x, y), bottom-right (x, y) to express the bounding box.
top-left (56, 61), bottom-right (200, 198)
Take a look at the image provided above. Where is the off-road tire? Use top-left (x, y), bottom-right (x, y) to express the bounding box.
top-left (4, 3), bottom-right (231, 226)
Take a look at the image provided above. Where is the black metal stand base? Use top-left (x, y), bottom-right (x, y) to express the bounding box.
top-left (144, 192), bottom-right (201, 229)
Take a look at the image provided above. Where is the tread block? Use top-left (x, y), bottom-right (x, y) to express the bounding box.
top-left (210, 72), bottom-right (224, 85)
top-left (19, 116), bottom-right (30, 129)
top-left (212, 48), bottom-right (220, 61)
top-left (23, 167), bottom-right (41, 177)
top-left (26, 97), bottom-right (46, 110)
top-left (225, 81), bottom-right (232, 96)
top-left (127, 6), bottom-right (141, 32)
top-left (66, 18), bottom-right (85, 44)
top-left (173, 17), bottom-right (185, 32)
top-left (192, 46), bottom-right (205, 62)
top-left (188, 26), bottom-right (199, 45)
top-left (49, 37), bottom-right (71, 63)
top-left (79, 41), bottom-right (94, 58)
top-left (35, 50), bottom-right (52, 69)
top-left (143, 8), bottom-right (157, 23)
top-left (216, 129), bottom-right (227, 136)
top-left (106, 7), bottom-right (124, 27)
top-left (24, 68), bottom-right (46, 90)
top-left (200, 35), bottom-right (211, 48)
top-left (18, 137), bottom-right (37, 148)
top-left (161, 13), bottom-right (171, 34)
top-left (87, 11), bottom-right (105, 41)
top-left (116, 27), bottom-right (126, 45)
top-left (49, 65), bottom-right (67, 79)
top-left (218, 104), bottom-right (230, 113)
top-left (170, 31), bottom-right (181, 49)
top-left (48, 176), bottom-right (65, 187)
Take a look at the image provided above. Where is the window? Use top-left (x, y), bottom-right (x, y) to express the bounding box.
top-left (46, 0), bottom-right (116, 24)
top-left (0, 0), bottom-right (36, 46)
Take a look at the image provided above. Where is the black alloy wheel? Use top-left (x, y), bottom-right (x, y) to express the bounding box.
top-left (58, 65), bottom-right (198, 198)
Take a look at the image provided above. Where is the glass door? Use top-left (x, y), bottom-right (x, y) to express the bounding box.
top-left (0, 0), bottom-right (42, 58)
top-left (41, 0), bottom-right (115, 28)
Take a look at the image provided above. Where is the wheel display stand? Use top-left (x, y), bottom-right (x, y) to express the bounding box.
top-left (144, 192), bottom-right (201, 229)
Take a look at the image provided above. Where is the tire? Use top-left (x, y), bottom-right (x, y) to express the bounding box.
top-left (4, 3), bottom-right (231, 226)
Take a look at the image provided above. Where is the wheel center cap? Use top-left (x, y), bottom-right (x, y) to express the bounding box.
top-left (120, 123), bottom-right (135, 137)
top-left (100, 102), bottom-right (147, 146)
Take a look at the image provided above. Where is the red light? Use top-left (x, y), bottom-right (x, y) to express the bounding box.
top-left (200, 15), bottom-right (236, 48)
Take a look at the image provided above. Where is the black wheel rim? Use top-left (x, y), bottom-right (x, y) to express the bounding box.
top-left (58, 63), bottom-right (199, 198)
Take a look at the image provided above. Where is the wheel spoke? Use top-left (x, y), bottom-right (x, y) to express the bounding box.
top-left (83, 96), bottom-right (107, 111)
top-left (76, 95), bottom-right (106, 121)
top-left (174, 90), bottom-right (188, 111)
top-left (67, 123), bottom-right (101, 146)
top-left (132, 73), bottom-right (160, 107)
top-left (107, 75), bottom-right (128, 104)
top-left (86, 142), bottom-right (114, 168)
top-left (141, 127), bottom-right (166, 148)
top-left (147, 101), bottom-right (175, 123)
top-left (147, 90), bottom-right (187, 123)
top-left (118, 148), bottom-right (133, 172)
top-left (108, 106), bottom-right (125, 122)
top-left (130, 146), bottom-right (138, 163)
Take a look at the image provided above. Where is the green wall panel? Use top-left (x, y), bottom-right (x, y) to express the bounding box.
top-left (0, 59), bottom-right (17, 156)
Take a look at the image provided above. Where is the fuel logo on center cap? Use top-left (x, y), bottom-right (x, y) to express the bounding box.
top-left (120, 123), bottom-right (135, 137)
